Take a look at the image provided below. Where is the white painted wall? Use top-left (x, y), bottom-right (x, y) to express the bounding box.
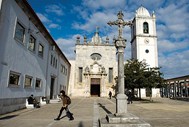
top-left (0, 0), bottom-right (70, 114)
top-left (0, 0), bottom-right (2, 10)
top-left (0, 0), bottom-right (47, 98)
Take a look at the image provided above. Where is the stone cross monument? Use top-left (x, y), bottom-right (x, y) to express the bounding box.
top-left (100, 11), bottom-right (151, 127)
top-left (108, 11), bottom-right (132, 115)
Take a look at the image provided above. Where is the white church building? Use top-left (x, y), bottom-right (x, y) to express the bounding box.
top-left (68, 31), bottom-right (117, 97)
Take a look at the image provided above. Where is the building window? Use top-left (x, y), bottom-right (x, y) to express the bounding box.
top-left (61, 64), bottom-right (63, 73)
top-left (14, 22), bottom-right (25, 43)
top-left (90, 53), bottom-right (102, 61)
top-left (35, 78), bottom-right (41, 88)
top-left (9, 71), bottom-right (20, 86)
top-left (51, 55), bottom-right (53, 65)
top-left (132, 25), bottom-right (135, 36)
top-left (65, 68), bottom-right (67, 75)
top-left (24, 75), bottom-right (32, 88)
top-left (79, 67), bottom-right (83, 82)
top-left (28, 35), bottom-right (36, 52)
top-left (145, 49), bottom-right (149, 53)
top-left (55, 59), bottom-right (57, 68)
top-left (143, 22), bottom-right (149, 34)
top-left (38, 43), bottom-right (44, 57)
top-left (109, 68), bottom-right (113, 83)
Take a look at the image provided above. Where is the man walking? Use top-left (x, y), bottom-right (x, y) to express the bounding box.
top-left (54, 90), bottom-right (74, 121)
top-left (127, 90), bottom-right (133, 104)
top-left (108, 91), bottom-right (112, 99)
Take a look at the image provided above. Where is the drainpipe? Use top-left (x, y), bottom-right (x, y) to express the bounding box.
top-left (45, 45), bottom-right (51, 100)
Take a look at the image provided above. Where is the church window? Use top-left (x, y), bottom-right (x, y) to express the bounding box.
top-left (28, 35), bottom-right (36, 52)
top-left (145, 49), bottom-right (149, 53)
top-left (109, 68), bottom-right (113, 83)
top-left (143, 22), bottom-right (149, 34)
top-left (90, 53), bottom-right (102, 61)
top-left (14, 21), bottom-right (25, 44)
top-left (79, 67), bottom-right (83, 82)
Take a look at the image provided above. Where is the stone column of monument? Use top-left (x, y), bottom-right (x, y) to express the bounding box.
top-left (108, 11), bottom-right (132, 114)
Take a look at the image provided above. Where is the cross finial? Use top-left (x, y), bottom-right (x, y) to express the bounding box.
top-left (96, 26), bottom-right (99, 34)
top-left (117, 11), bottom-right (124, 20)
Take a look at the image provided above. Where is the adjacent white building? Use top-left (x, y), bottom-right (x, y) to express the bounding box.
top-left (0, 0), bottom-right (70, 114)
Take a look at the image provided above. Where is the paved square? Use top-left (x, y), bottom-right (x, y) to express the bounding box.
top-left (0, 97), bottom-right (189, 127)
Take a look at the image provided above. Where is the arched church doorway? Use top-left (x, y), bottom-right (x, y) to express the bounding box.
top-left (91, 78), bottom-right (100, 97)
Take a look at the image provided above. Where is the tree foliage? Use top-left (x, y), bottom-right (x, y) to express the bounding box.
top-left (124, 59), bottom-right (164, 91)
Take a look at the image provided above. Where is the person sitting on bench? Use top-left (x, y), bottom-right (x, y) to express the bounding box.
top-left (28, 94), bottom-right (40, 108)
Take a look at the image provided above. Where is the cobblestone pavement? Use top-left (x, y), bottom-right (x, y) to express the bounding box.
top-left (0, 97), bottom-right (189, 127)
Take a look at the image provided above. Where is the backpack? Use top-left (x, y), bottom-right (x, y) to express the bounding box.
top-left (66, 96), bottom-right (71, 105)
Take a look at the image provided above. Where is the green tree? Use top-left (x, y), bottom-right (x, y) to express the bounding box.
top-left (143, 67), bottom-right (164, 101)
top-left (124, 59), bottom-right (164, 100)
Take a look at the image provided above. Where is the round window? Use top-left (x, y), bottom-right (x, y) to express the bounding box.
top-left (90, 53), bottom-right (102, 60)
top-left (145, 49), bottom-right (149, 53)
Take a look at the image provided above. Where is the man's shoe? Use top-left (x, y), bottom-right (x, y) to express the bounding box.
top-left (69, 117), bottom-right (74, 121)
top-left (54, 118), bottom-right (60, 120)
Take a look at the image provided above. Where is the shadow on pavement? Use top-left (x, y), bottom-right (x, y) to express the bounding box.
top-left (98, 103), bottom-right (112, 114)
top-left (78, 121), bottom-right (84, 127)
top-left (0, 115), bottom-right (18, 120)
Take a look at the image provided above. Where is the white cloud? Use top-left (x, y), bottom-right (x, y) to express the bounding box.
top-left (36, 13), bottom-right (51, 23)
top-left (73, 12), bottom-right (117, 32)
top-left (156, 3), bottom-right (189, 33)
top-left (35, 0), bottom-right (189, 79)
top-left (36, 13), bottom-right (62, 30)
top-left (158, 39), bottom-right (189, 53)
top-left (159, 50), bottom-right (189, 78)
top-left (82, 0), bottom-right (126, 10)
top-left (55, 34), bottom-right (82, 60)
top-left (45, 5), bottom-right (64, 16)
top-left (49, 23), bottom-right (61, 29)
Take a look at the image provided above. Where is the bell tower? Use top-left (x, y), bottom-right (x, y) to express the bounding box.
top-left (130, 6), bottom-right (158, 68)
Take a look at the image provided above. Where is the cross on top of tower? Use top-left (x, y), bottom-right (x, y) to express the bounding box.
top-left (96, 26), bottom-right (99, 34)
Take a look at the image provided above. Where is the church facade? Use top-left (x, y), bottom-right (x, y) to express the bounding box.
top-left (68, 31), bottom-right (117, 97)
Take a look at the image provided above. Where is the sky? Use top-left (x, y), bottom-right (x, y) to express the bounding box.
top-left (27, 0), bottom-right (189, 79)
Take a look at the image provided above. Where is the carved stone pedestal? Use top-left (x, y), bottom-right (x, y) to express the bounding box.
top-left (100, 113), bottom-right (151, 127)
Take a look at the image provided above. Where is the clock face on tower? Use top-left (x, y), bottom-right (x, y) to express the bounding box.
top-left (144, 38), bottom-right (149, 44)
